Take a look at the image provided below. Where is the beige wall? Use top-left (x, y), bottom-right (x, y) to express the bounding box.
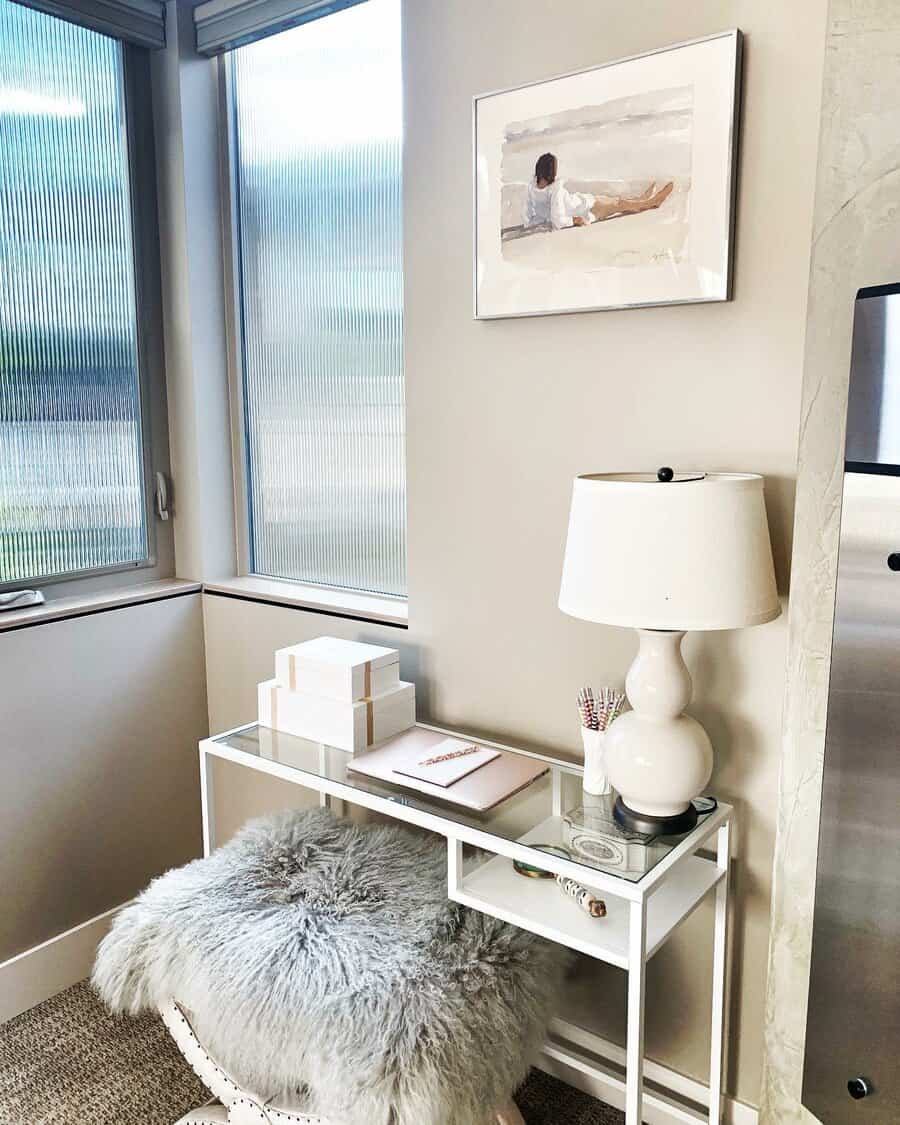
top-left (203, 0), bottom-right (827, 1109)
top-left (1, 594), bottom-right (208, 961)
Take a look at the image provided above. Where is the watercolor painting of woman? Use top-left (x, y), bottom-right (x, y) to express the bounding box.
top-left (524, 152), bottom-right (673, 231)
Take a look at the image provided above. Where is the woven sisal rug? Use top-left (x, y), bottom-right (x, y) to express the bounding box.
top-left (0, 981), bottom-right (624, 1125)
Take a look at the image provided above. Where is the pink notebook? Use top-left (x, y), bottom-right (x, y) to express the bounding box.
top-left (347, 728), bottom-right (548, 811)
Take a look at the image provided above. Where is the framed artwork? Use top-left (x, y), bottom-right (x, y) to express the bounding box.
top-left (473, 31), bottom-right (742, 319)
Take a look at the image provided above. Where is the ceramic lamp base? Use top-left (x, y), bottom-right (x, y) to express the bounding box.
top-left (613, 796), bottom-right (698, 837)
top-left (603, 628), bottom-right (714, 833)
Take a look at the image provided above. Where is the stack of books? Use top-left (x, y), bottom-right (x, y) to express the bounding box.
top-left (258, 636), bottom-right (416, 753)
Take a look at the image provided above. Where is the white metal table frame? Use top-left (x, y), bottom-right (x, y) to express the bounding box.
top-left (200, 721), bottom-right (733, 1125)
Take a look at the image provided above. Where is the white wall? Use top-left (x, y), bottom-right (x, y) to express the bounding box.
top-left (202, 0), bottom-right (828, 1109)
top-left (1, 593), bottom-right (208, 962)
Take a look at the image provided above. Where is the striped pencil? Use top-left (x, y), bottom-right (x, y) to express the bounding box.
top-left (596, 686), bottom-right (626, 731)
top-left (576, 686), bottom-right (598, 730)
top-left (577, 685), bottom-right (625, 732)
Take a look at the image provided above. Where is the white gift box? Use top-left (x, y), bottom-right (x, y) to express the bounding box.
top-left (274, 637), bottom-right (400, 702)
top-left (258, 678), bottom-right (415, 753)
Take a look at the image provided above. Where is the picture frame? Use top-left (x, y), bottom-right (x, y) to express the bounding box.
top-left (473, 30), bottom-right (742, 319)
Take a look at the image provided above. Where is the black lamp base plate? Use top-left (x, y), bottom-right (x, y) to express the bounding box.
top-left (613, 796), bottom-right (699, 838)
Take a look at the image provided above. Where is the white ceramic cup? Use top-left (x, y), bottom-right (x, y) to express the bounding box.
top-left (581, 727), bottom-right (611, 796)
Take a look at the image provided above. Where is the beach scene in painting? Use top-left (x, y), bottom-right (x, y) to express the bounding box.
top-left (500, 86), bottom-right (693, 272)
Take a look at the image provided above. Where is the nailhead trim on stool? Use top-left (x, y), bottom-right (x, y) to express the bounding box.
top-left (162, 998), bottom-right (520, 1125)
top-left (161, 1001), bottom-right (324, 1125)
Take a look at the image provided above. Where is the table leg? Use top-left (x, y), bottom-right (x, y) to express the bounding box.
top-left (447, 837), bottom-right (463, 896)
top-left (317, 744), bottom-right (331, 810)
top-left (200, 747), bottom-right (217, 858)
top-left (709, 820), bottom-right (731, 1125)
top-left (551, 768), bottom-right (563, 818)
top-left (626, 899), bottom-right (646, 1125)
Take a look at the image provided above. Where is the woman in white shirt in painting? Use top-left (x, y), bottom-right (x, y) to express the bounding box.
top-left (524, 152), bottom-right (673, 230)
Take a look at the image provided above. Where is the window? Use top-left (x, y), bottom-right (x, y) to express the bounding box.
top-left (0, 0), bottom-right (152, 588)
top-left (228, 0), bottom-right (406, 598)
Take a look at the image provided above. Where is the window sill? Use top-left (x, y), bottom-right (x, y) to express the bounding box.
top-left (0, 575), bottom-right (408, 632)
top-left (202, 576), bottom-right (408, 628)
top-left (0, 579), bottom-right (202, 633)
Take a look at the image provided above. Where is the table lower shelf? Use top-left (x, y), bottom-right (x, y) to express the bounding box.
top-left (450, 849), bottom-right (723, 966)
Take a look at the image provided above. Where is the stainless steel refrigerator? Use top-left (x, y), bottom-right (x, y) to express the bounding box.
top-left (802, 284), bottom-right (900, 1121)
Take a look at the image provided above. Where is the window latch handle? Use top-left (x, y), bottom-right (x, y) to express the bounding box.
top-left (155, 472), bottom-right (171, 521)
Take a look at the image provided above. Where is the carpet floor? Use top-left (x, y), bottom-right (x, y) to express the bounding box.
top-left (0, 981), bottom-right (625, 1125)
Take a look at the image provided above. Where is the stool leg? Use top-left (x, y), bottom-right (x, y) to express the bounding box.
top-left (495, 1101), bottom-right (525, 1125)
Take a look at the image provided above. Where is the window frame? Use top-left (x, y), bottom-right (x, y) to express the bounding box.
top-left (217, 54), bottom-right (254, 583)
top-left (216, 21), bottom-right (408, 605)
top-left (0, 31), bottom-right (172, 595)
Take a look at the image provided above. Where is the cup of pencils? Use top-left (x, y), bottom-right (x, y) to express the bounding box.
top-left (577, 686), bottom-right (626, 796)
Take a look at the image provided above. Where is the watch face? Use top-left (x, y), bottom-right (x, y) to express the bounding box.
top-left (692, 796), bottom-right (718, 815)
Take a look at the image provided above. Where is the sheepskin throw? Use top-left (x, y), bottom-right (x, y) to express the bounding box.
top-left (93, 809), bottom-right (566, 1125)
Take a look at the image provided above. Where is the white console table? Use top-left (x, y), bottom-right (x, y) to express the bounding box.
top-left (200, 722), bottom-right (733, 1125)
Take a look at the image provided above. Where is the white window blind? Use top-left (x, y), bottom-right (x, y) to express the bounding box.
top-left (0, 0), bottom-right (149, 586)
top-left (230, 0), bottom-right (406, 597)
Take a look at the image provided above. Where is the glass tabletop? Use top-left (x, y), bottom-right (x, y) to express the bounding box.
top-left (212, 723), bottom-right (716, 884)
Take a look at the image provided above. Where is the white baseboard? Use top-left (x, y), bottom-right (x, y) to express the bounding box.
top-left (0, 903), bottom-right (125, 1024)
top-left (540, 1018), bottom-right (758, 1125)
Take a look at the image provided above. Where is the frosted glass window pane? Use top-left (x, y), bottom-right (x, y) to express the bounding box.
top-left (232, 0), bottom-right (406, 597)
top-left (0, 0), bottom-right (147, 585)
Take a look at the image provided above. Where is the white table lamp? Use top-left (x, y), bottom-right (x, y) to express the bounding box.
top-left (559, 469), bottom-right (780, 835)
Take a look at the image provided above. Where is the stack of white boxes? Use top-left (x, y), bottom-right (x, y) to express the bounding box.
top-left (258, 636), bottom-right (416, 754)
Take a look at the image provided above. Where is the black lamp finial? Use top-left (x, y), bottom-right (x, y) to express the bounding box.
top-left (657, 466), bottom-right (675, 482)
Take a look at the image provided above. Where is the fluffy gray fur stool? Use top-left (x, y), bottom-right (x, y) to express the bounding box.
top-left (93, 808), bottom-right (566, 1125)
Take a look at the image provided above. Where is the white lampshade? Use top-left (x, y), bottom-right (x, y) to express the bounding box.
top-left (559, 472), bottom-right (780, 631)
